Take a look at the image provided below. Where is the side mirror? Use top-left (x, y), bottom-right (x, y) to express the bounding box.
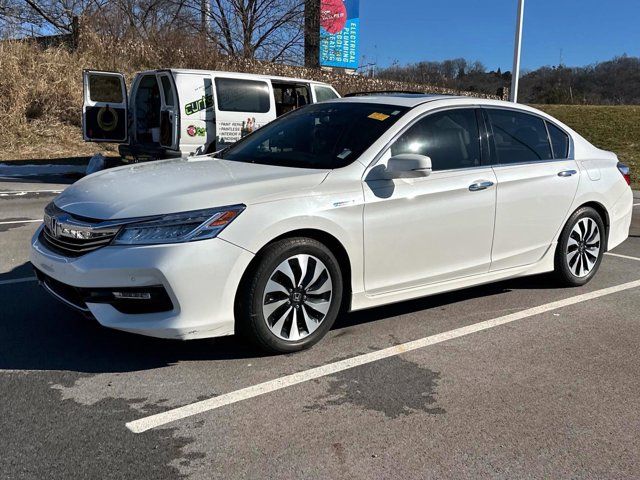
top-left (386, 154), bottom-right (432, 178)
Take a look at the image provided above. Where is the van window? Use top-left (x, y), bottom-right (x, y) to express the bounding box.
top-left (487, 109), bottom-right (552, 164)
top-left (88, 74), bottom-right (123, 103)
top-left (546, 121), bottom-right (570, 159)
top-left (215, 78), bottom-right (270, 113)
top-left (272, 83), bottom-right (310, 116)
top-left (314, 85), bottom-right (339, 102)
top-left (160, 76), bottom-right (175, 106)
top-left (391, 109), bottom-right (481, 171)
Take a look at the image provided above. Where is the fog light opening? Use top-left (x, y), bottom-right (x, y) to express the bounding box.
top-left (113, 291), bottom-right (152, 300)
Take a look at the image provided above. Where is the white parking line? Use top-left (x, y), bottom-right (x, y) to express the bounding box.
top-left (633, 203), bottom-right (640, 207)
top-left (0, 190), bottom-right (62, 197)
top-left (605, 252), bottom-right (640, 262)
top-left (0, 219), bottom-right (41, 225)
top-left (126, 278), bottom-right (640, 434)
top-left (0, 276), bottom-right (36, 286)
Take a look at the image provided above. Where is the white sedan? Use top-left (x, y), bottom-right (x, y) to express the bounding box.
top-left (31, 95), bottom-right (633, 352)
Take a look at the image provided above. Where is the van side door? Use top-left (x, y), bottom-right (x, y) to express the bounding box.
top-left (213, 76), bottom-right (276, 149)
top-left (82, 70), bottom-right (128, 143)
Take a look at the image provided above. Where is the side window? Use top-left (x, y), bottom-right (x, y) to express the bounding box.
top-left (314, 85), bottom-right (339, 102)
top-left (160, 76), bottom-right (175, 106)
top-left (390, 109), bottom-right (481, 171)
top-left (487, 109), bottom-right (552, 164)
top-left (215, 78), bottom-right (270, 113)
top-left (546, 121), bottom-right (570, 159)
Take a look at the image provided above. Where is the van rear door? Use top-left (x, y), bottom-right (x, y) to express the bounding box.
top-left (157, 71), bottom-right (179, 150)
top-left (82, 70), bottom-right (129, 143)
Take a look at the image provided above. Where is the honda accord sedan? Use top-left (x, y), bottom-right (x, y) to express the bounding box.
top-left (31, 94), bottom-right (633, 352)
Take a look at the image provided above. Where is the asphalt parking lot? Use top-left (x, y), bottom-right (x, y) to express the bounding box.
top-left (1, 176), bottom-right (639, 480)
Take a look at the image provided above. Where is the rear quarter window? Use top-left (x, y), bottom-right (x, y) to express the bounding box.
top-left (215, 78), bottom-right (270, 113)
top-left (546, 121), bottom-right (570, 158)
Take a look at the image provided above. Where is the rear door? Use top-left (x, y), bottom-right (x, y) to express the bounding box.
top-left (82, 70), bottom-right (128, 143)
top-left (157, 71), bottom-right (179, 150)
top-left (213, 76), bottom-right (276, 149)
top-left (485, 107), bottom-right (580, 270)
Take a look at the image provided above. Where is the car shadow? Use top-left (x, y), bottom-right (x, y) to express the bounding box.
top-left (0, 261), bottom-right (558, 374)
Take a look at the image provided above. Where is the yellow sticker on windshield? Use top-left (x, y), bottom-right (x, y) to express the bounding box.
top-left (368, 112), bottom-right (390, 121)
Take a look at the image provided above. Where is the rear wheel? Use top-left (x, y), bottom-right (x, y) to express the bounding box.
top-left (236, 237), bottom-right (343, 353)
top-left (554, 207), bottom-right (605, 286)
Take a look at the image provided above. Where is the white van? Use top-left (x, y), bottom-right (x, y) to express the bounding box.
top-left (82, 69), bottom-right (340, 161)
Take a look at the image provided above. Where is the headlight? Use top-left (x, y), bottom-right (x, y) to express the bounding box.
top-left (112, 205), bottom-right (245, 245)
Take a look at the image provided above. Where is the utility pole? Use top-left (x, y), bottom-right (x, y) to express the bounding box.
top-left (304, 0), bottom-right (320, 68)
top-left (510, 0), bottom-right (525, 102)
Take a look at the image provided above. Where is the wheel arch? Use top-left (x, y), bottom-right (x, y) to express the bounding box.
top-left (233, 228), bottom-right (353, 330)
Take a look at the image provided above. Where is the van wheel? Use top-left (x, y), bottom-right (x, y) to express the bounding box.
top-left (554, 207), bottom-right (605, 286)
top-left (236, 237), bottom-right (343, 353)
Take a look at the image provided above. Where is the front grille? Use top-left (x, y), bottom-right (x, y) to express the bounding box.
top-left (40, 227), bottom-right (115, 256)
top-left (41, 203), bottom-right (119, 257)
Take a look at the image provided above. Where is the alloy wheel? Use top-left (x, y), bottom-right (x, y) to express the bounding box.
top-left (566, 217), bottom-right (601, 278)
top-left (262, 254), bottom-right (333, 341)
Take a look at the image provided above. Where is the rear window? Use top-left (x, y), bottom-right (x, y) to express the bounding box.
top-left (487, 109), bottom-right (552, 164)
top-left (314, 85), bottom-right (339, 102)
top-left (546, 121), bottom-right (570, 158)
top-left (215, 78), bottom-right (270, 113)
top-left (88, 74), bottom-right (123, 103)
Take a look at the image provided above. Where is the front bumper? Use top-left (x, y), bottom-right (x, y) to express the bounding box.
top-left (30, 225), bottom-right (254, 339)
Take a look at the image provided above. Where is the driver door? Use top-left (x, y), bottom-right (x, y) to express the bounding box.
top-left (82, 70), bottom-right (128, 143)
top-left (363, 108), bottom-right (497, 294)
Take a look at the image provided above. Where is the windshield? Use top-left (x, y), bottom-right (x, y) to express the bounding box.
top-left (217, 102), bottom-right (408, 169)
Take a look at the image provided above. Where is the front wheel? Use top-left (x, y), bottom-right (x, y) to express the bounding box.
top-left (554, 207), bottom-right (605, 286)
top-left (236, 237), bottom-right (343, 353)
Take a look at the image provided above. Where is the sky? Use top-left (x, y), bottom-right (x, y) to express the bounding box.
top-left (358, 0), bottom-right (640, 71)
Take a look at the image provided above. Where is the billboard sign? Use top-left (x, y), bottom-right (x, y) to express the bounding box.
top-left (319, 0), bottom-right (360, 70)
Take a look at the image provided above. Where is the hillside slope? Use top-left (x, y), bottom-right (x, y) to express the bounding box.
top-left (535, 105), bottom-right (639, 187)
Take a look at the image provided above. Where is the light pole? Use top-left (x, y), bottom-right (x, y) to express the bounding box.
top-left (510, 0), bottom-right (525, 102)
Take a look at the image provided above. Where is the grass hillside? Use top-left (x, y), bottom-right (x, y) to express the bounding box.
top-left (535, 104), bottom-right (639, 187)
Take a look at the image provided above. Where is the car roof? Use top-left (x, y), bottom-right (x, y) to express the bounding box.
top-left (328, 93), bottom-right (542, 112)
top-left (142, 68), bottom-right (333, 86)
top-left (331, 93), bottom-right (463, 107)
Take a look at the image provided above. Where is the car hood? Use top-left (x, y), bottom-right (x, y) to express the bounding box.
top-left (54, 157), bottom-right (330, 219)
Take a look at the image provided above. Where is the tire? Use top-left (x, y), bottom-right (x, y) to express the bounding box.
top-left (554, 206), bottom-right (605, 287)
top-left (236, 237), bottom-right (343, 353)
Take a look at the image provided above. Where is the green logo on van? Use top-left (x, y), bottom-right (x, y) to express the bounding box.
top-left (185, 94), bottom-right (214, 115)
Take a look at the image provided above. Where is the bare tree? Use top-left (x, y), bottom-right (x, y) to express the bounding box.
top-left (198, 0), bottom-right (305, 63)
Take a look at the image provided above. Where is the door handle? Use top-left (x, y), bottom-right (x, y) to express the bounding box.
top-left (558, 170), bottom-right (577, 177)
top-left (469, 181), bottom-right (494, 191)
